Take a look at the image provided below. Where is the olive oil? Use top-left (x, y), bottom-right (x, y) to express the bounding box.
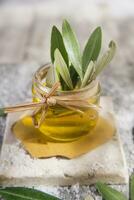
top-left (32, 65), bottom-right (100, 142)
top-left (12, 112), bottom-right (115, 158)
top-left (32, 88), bottom-right (99, 142)
top-left (37, 106), bottom-right (98, 142)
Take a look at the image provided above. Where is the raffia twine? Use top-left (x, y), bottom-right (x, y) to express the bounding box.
top-left (4, 82), bottom-right (100, 128)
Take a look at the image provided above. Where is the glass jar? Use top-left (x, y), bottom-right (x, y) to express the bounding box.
top-left (32, 64), bottom-right (101, 142)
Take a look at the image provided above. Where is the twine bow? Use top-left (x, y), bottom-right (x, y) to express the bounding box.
top-left (2, 82), bottom-right (99, 128)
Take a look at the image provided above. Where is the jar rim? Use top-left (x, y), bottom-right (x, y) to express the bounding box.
top-left (33, 63), bottom-right (101, 96)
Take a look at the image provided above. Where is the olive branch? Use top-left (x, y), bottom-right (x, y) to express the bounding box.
top-left (46, 20), bottom-right (116, 91)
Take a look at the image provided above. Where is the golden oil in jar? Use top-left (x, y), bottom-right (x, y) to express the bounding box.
top-left (32, 64), bottom-right (100, 142)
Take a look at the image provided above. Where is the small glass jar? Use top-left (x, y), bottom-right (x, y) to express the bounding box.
top-left (32, 64), bottom-right (101, 142)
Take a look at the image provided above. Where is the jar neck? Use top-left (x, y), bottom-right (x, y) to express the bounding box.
top-left (32, 63), bottom-right (101, 99)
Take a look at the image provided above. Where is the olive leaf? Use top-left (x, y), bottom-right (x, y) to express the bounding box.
top-left (55, 66), bottom-right (70, 90)
top-left (130, 174), bottom-right (134, 200)
top-left (0, 108), bottom-right (6, 116)
top-left (96, 182), bottom-right (127, 200)
top-left (0, 187), bottom-right (60, 200)
top-left (46, 65), bottom-right (58, 87)
top-left (82, 27), bottom-right (102, 72)
top-left (69, 65), bottom-right (79, 88)
top-left (94, 41), bottom-right (116, 78)
top-left (62, 20), bottom-right (83, 80)
top-left (47, 20), bottom-right (116, 91)
top-left (54, 49), bottom-right (73, 89)
top-left (81, 61), bottom-right (94, 88)
top-left (59, 75), bottom-right (70, 91)
top-left (51, 26), bottom-right (68, 65)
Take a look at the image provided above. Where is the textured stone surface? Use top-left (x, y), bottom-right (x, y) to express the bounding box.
top-left (0, 98), bottom-right (128, 187)
top-left (0, 1), bottom-right (133, 199)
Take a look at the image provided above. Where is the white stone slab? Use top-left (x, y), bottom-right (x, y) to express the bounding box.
top-left (0, 97), bottom-right (128, 186)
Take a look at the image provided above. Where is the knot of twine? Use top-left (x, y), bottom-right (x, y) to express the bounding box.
top-left (32, 82), bottom-right (60, 127)
top-left (46, 97), bottom-right (57, 106)
top-left (4, 82), bottom-right (99, 128)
